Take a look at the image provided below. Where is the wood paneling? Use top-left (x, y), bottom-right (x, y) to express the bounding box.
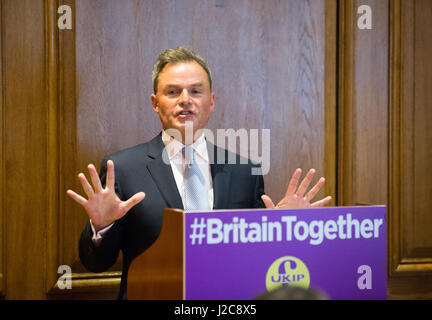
top-left (402, 0), bottom-right (432, 264)
top-left (353, 0), bottom-right (389, 206)
top-left (325, 0), bottom-right (337, 207)
top-left (45, 0), bottom-right (61, 294)
top-left (338, 0), bottom-right (432, 298)
top-left (338, 0), bottom-right (389, 207)
top-left (67, 0), bottom-right (332, 298)
top-left (74, 0), bottom-right (331, 205)
top-left (0, 0), bottom-right (4, 299)
top-left (338, 0), bottom-right (356, 206)
top-left (3, 0), bottom-right (47, 299)
top-left (52, 0), bottom-right (122, 298)
top-left (388, 0), bottom-right (432, 299)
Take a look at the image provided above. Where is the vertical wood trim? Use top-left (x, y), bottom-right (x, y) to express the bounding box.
top-left (400, 0), bottom-right (415, 265)
top-left (389, 0), bottom-right (402, 278)
top-left (324, 0), bottom-right (338, 206)
top-left (0, 0), bottom-right (5, 298)
top-left (45, 0), bottom-right (60, 293)
top-left (337, 0), bottom-right (356, 206)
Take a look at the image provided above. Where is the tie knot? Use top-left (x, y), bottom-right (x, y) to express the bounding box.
top-left (184, 146), bottom-right (195, 165)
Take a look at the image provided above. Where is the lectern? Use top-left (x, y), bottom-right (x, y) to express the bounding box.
top-left (127, 208), bottom-right (184, 299)
top-left (127, 206), bottom-right (387, 300)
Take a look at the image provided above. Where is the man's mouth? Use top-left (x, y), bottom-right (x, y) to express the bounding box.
top-left (178, 111), bottom-right (194, 116)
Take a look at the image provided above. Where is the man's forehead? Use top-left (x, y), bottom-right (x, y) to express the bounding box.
top-left (160, 61), bottom-right (205, 75)
top-left (158, 61), bottom-right (210, 86)
top-left (164, 82), bottom-right (205, 88)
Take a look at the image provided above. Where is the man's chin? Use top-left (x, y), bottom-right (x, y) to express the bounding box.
top-left (164, 122), bottom-right (203, 144)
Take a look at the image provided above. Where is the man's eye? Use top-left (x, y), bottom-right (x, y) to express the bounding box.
top-left (168, 90), bottom-right (178, 95)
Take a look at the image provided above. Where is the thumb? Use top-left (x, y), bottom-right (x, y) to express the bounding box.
top-left (122, 192), bottom-right (146, 212)
top-left (261, 194), bottom-right (275, 209)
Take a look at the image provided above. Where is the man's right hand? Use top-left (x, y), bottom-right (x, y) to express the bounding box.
top-left (66, 160), bottom-right (146, 232)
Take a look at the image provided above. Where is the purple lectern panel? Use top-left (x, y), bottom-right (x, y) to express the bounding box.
top-left (184, 206), bottom-right (386, 300)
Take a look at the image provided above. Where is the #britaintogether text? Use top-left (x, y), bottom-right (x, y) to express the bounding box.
top-left (189, 213), bottom-right (384, 246)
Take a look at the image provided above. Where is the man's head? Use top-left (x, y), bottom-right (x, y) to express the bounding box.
top-left (152, 46), bottom-right (212, 94)
top-left (151, 47), bottom-right (215, 143)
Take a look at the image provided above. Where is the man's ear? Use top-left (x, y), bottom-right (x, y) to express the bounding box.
top-left (151, 94), bottom-right (159, 114)
top-left (210, 92), bottom-right (216, 113)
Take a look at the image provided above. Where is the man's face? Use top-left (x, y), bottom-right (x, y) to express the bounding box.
top-left (151, 61), bottom-right (215, 143)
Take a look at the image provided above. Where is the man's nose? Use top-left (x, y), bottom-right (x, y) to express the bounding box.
top-left (178, 89), bottom-right (191, 105)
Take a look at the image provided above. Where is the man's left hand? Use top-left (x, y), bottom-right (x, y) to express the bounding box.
top-left (261, 168), bottom-right (332, 209)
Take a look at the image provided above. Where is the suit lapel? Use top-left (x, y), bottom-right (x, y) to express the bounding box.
top-left (146, 135), bottom-right (184, 210)
top-left (145, 136), bottom-right (232, 210)
top-left (208, 142), bottom-right (231, 210)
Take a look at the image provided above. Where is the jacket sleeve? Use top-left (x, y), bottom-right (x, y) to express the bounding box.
top-left (252, 163), bottom-right (266, 208)
top-left (78, 219), bottom-right (122, 273)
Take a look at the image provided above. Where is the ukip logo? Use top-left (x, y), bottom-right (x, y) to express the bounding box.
top-left (265, 256), bottom-right (310, 292)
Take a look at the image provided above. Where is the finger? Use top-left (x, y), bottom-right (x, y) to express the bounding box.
top-left (296, 168), bottom-right (316, 197)
top-left (305, 177), bottom-right (325, 202)
top-left (78, 173), bottom-right (94, 197)
top-left (106, 160), bottom-right (115, 190)
top-left (66, 189), bottom-right (88, 207)
top-left (285, 168), bottom-right (302, 197)
top-left (122, 192), bottom-right (146, 213)
top-left (261, 195), bottom-right (275, 209)
top-left (88, 164), bottom-right (103, 193)
top-left (311, 196), bottom-right (332, 208)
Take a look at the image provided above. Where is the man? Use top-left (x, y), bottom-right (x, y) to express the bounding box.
top-left (67, 47), bottom-right (331, 299)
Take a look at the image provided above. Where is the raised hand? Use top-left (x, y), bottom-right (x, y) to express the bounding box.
top-left (66, 160), bottom-right (145, 231)
top-left (261, 168), bottom-right (332, 209)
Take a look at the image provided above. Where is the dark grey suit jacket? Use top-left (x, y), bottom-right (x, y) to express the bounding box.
top-left (79, 134), bottom-right (265, 299)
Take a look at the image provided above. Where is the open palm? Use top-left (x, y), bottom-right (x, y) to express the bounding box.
top-left (261, 168), bottom-right (332, 209)
top-left (66, 160), bottom-right (145, 231)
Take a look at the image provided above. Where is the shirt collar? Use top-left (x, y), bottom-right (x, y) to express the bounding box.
top-left (162, 130), bottom-right (209, 162)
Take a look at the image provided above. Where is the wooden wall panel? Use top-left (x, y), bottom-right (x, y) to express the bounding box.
top-left (50, 0), bottom-right (123, 299)
top-left (73, 0), bottom-right (331, 203)
top-left (409, 0), bottom-right (432, 260)
top-left (339, 0), bottom-right (432, 298)
top-left (66, 0), bottom-right (333, 298)
top-left (353, 0), bottom-right (389, 206)
top-left (3, 0), bottom-right (47, 299)
top-left (338, 0), bottom-right (389, 207)
top-left (388, 0), bottom-right (432, 299)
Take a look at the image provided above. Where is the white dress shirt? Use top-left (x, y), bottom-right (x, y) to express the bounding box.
top-left (90, 130), bottom-right (213, 245)
top-left (162, 130), bottom-right (214, 210)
